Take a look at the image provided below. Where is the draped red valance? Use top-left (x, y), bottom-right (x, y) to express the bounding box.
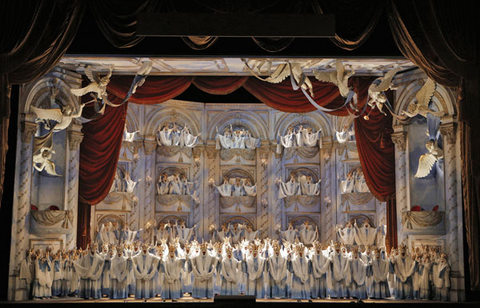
top-left (79, 75), bottom-right (394, 207)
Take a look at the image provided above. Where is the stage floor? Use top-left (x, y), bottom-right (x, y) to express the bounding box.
top-left (2, 294), bottom-right (478, 307)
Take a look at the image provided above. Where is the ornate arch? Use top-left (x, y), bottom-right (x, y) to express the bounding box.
top-left (97, 214), bottom-right (125, 230)
top-left (286, 167), bottom-right (320, 182)
top-left (274, 112), bottom-right (332, 138)
top-left (223, 168), bottom-right (256, 185)
top-left (206, 110), bottom-right (268, 140)
top-left (157, 215), bottom-right (187, 228)
top-left (223, 216), bottom-right (255, 229)
top-left (144, 107), bottom-right (201, 137)
top-left (24, 76), bottom-right (79, 115)
top-left (288, 215), bottom-right (320, 231)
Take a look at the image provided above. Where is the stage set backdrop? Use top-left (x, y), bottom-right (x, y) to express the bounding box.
top-left (6, 62), bottom-right (463, 301)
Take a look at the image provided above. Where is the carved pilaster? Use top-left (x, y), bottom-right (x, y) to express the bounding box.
top-left (21, 121), bottom-right (37, 143)
top-left (205, 147), bottom-right (218, 159)
top-left (391, 132), bottom-right (407, 151)
top-left (440, 122), bottom-right (456, 145)
top-left (68, 131), bottom-right (84, 151)
top-left (143, 139), bottom-right (157, 155)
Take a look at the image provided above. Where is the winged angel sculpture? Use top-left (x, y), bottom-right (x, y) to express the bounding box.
top-left (366, 66), bottom-right (401, 116)
top-left (313, 60), bottom-right (356, 100)
top-left (71, 65), bottom-right (113, 99)
top-left (401, 78), bottom-right (444, 118)
top-left (415, 114), bottom-right (443, 178)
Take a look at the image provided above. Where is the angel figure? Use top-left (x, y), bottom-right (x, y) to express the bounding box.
top-left (335, 124), bottom-right (355, 144)
top-left (313, 60), bottom-right (355, 98)
top-left (214, 176), bottom-right (233, 197)
top-left (124, 171), bottom-right (139, 193)
top-left (31, 103), bottom-right (87, 132)
top-left (70, 65), bottom-right (114, 99)
top-left (120, 61), bottom-right (153, 104)
top-left (415, 114), bottom-right (443, 178)
top-left (32, 146), bottom-right (61, 176)
top-left (401, 78), bottom-right (444, 118)
top-left (245, 60), bottom-right (314, 97)
top-left (180, 124), bottom-right (200, 148)
top-left (367, 66), bottom-right (401, 115)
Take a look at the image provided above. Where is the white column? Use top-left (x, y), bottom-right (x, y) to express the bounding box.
top-left (391, 130), bottom-right (408, 243)
top-left (65, 127), bottom-right (83, 250)
top-left (440, 121), bottom-right (465, 301)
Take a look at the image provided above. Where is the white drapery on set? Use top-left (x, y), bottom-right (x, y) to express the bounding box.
top-left (31, 209), bottom-right (74, 229)
top-left (401, 211), bottom-right (444, 229)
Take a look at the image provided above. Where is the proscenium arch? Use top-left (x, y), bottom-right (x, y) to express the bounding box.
top-left (144, 107), bottom-right (200, 137)
top-left (206, 109), bottom-right (268, 141)
top-left (274, 111), bottom-right (333, 138)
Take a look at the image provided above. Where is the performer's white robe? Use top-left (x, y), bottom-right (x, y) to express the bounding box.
top-left (61, 260), bottom-right (74, 297)
top-left (215, 183), bottom-right (232, 197)
top-left (216, 133), bottom-right (234, 149)
top-left (361, 251), bottom-right (374, 294)
top-left (432, 261), bottom-right (450, 301)
top-left (232, 134), bottom-right (245, 149)
top-left (180, 130), bottom-right (199, 148)
top-left (243, 184), bottom-right (257, 197)
top-left (158, 130), bottom-right (172, 146)
top-left (229, 227), bottom-right (244, 245)
top-left (121, 229), bottom-right (139, 245)
top-left (289, 255), bottom-right (311, 300)
top-left (337, 226), bottom-right (356, 246)
top-left (340, 178), bottom-right (355, 194)
top-left (126, 249), bottom-right (138, 295)
top-left (101, 254), bottom-right (111, 296)
top-left (109, 255), bottom-right (130, 299)
top-left (277, 132), bottom-right (295, 153)
top-left (367, 257), bottom-right (391, 298)
top-left (191, 253), bottom-right (217, 298)
top-left (279, 228), bottom-right (298, 243)
top-left (243, 229), bottom-right (260, 242)
top-left (20, 256), bottom-right (35, 298)
top-left (350, 257), bottom-right (368, 299)
top-left (301, 180), bottom-right (321, 196)
top-left (161, 257), bottom-right (184, 300)
top-left (131, 252), bottom-right (160, 299)
top-left (232, 184), bottom-right (245, 196)
top-left (169, 179), bottom-right (183, 195)
top-left (354, 225), bottom-right (377, 247)
top-left (329, 251), bottom-right (351, 298)
top-left (310, 251), bottom-right (330, 299)
top-left (175, 225), bottom-right (195, 246)
top-left (355, 175), bottom-right (369, 193)
top-left (74, 253), bottom-right (105, 299)
top-left (390, 255), bottom-right (416, 299)
top-left (265, 253), bottom-right (288, 299)
top-left (171, 130), bottom-right (181, 146)
top-left (303, 130), bottom-right (321, 147)
top-left (33, 258), bottom-right (52, 299)
top-left (278, 180), bottom-right (300, 199)
top-left (244, 135), bottom-right (259, 149)
top-left (52, 259), bottom-right (64, 297)
top-left (157, 181), bottom-right (170, 195)
top-left (298, 225), bottom-right (318, 246)
top-left (419, 261), bottom-right (432, 299)
top-left (244, 254), bottom-right (266, 298)
top-left (220, 256), bottom-right (241, 295)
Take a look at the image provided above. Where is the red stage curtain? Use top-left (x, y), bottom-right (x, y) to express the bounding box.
top-left (193, 76), bottom-right (248, 95)
top-left (354, 106), bottom-right (395, 202)
top-left (79, 97), bottom-right (128, 205)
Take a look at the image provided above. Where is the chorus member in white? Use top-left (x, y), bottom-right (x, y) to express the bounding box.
top-left (277, 126), bottom-right (295, 153)
top-left (376, 225), bottom-right (387, 248)
top-left (32, 250), bottom-right (53, 300)
top-left (99, 245), bottom-right (112, 298)
top-left (419, 254), bottom-right (433, 299)
top-left (229, 223), bottom-right (244, 245)
top-left (157, 125), bottom-right (173, 146)
top-left (310, 242), bottom-right (331, 299)
top-left (155, 222), bottom-right (172, 243)
top-left (354, 169), bottom-right (369, 193)
top-left (109, 246), bottom-right (130, 299)
top-left (295, 125), bottom-right (305, 147)
top-left (214, 224), bottom-right (229, 242)
top-left (161, 244), bottom-right (185, 301)
top-left (215, 126), bottom-right (234, 149)
top-left (265, 242), bottom-right (289, 299)
top-left (278, 173), bottom-right (300, 198)
top-left (243, 178), bottom-right (257, 197)
top-left (214, 177), bottom-right (233, 197)
top-left (190, 243), bottom-right (217, 299)
top-left (62, 253), bottom-right (74, 297)
top-left (300, 175), bottom-right (321, 196)
top-left (288, 244), bottom-right (311, 301)
top-left (390, 244), bottom-right (416, 299)
top-left (302, 127), bottom-right (321, 147)
top-left (74, 245), bottom-right (105, 299)
top-left (121, 224), bottom-right (139, 245)
top-left (412, 254), bottom-right (423, 299)
top-left (182, 243), bottom-right (195, 295)
top-left (329, 243), bottom-right (351, 299)
top-left (51, 252), bottom-right (64, 298)
top-left (277, 222), bottom-right (298, 244)
top-left (232, 178), bottom-right (245, 196)
top-left (157, 173), bottom-right (170, 195)
top-left (340, 171), bottom-right (355, 194)
top-left (243, 225), bottom-right (260, 242)
top-left (336, 221), bottom-right (356, 246)
top-left (350, 248), bottom-right (368, 299)
top-left (367, 248), bottom-right (390, 299)
top-left (243, 243), bottom-right (266, 299)
top-left (244, 130), bottom-right (259, 149)
top-left (171, 124), bottom-right (182, 146)
top-left (180, 124), bottom-right (200, 148)
top-left (181, 174), bottom-right (194, 195)
top-left (354, 221), bottom-right (377, 247)
top-left (131, 243), bottom-right (159, 299)
top-left (220, 246), bottom-right (242, 295)
top-left (297, 221), bottom-right (318, 246)
top-left (432, 254), bottom-right (450, 301)
top-left (168, 173), bottom-right (183, 195)
top-left (174, 220), bottom-right (196, 246)
top-left (20, 250), bottom-right (35, 298)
